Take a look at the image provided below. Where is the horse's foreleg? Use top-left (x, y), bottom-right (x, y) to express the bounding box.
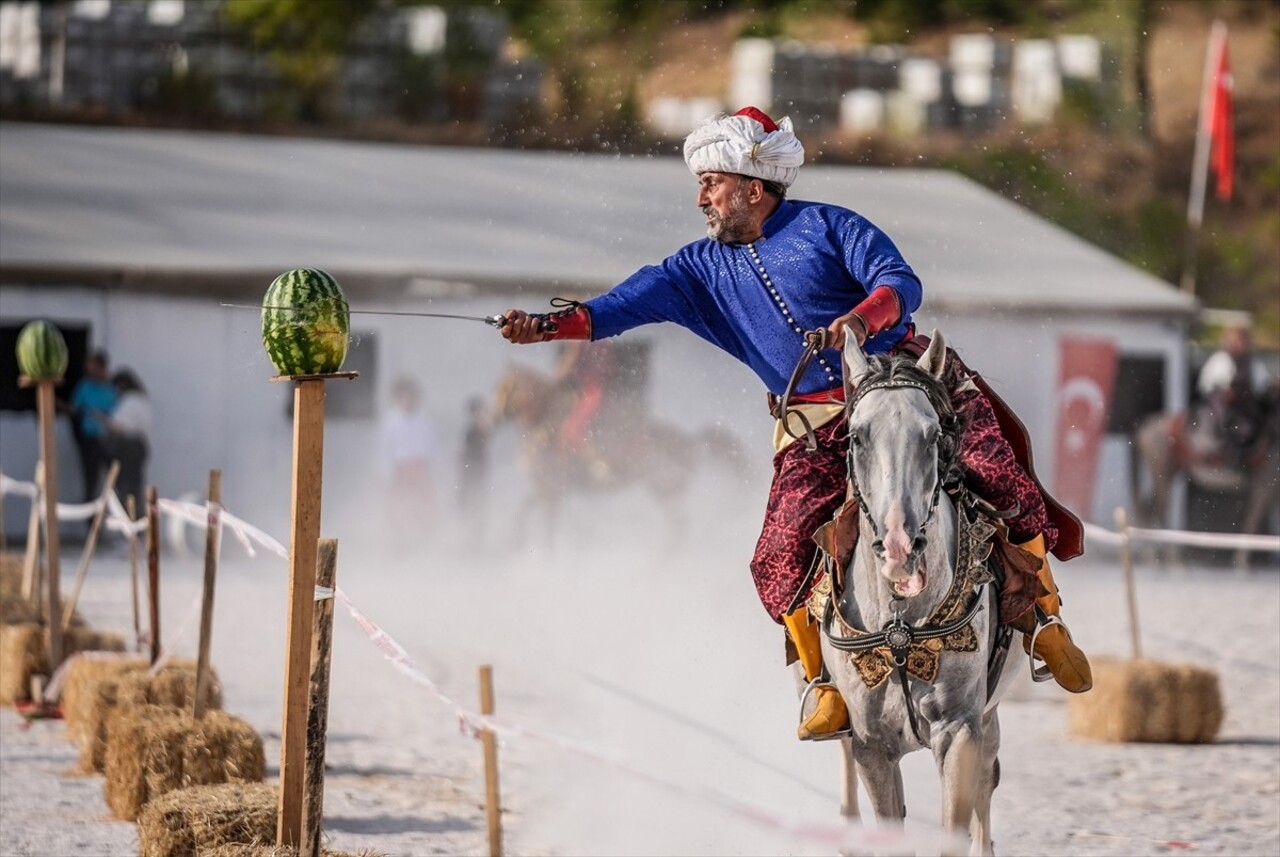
top-left (933, 723), bottom-right (980, 857)
top-left (838, 737), bottom-right (860, 820)
top-left (967, 712), bottom-right (1001, 856)
top-left (851, 743), bottom-right (905, 825)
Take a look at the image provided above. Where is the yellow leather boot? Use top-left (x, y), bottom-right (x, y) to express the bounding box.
top-left (782, 608), bottom-right (850, 740)
top-left (1015, 535), bottom-right (1093, 693)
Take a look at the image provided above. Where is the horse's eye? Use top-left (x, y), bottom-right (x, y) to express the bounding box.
top-left (850, 431), bottom-right (863, 447)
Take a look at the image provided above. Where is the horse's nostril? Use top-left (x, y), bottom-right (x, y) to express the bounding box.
top-left (871, 539), bottom-right (885, 556)
top-left (913, 535), bottom-right (928, 552)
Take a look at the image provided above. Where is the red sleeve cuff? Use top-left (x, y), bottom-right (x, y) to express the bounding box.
top-left (851, 286), bottom-right (901, 337)
top-left (543, 306), bottom-right (592, 341)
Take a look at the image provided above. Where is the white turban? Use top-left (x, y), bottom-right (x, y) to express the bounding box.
top-left (683, 108), bottom-right (805, 188)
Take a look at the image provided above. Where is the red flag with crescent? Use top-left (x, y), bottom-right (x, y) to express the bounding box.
top-left (1053, 337), bottom-right (1119, 521)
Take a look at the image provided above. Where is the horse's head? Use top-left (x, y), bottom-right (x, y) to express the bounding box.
top-left (842, 329), bottom-right (960, 598)
top-left (490, 365), bottom-right (553, 429)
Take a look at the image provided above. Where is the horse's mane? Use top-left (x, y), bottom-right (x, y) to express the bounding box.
top-left (852, 355), bottom-right (966, 489)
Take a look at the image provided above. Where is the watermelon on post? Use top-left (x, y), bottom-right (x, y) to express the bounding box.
top-left (15, 319), bottom-right (69, 381)
top-left (260, 269), bottom-right (350, 376)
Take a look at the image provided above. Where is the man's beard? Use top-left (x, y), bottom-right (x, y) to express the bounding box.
top-left (703, 184), bottom-right (753, 243)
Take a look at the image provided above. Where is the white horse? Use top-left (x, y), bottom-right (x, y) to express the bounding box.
top-left (822, 331), bottom-right (1020, 856)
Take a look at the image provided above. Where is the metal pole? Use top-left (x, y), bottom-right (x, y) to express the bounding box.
top-left (1179, 20), bottom-right (1227, 297)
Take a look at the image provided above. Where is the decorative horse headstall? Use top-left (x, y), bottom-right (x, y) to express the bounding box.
top-left (843, 374), bottom-right (959, 530)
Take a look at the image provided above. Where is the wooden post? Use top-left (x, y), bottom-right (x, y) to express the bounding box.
top-left (277, 377), bottom-right (327, 848)
top-left (480, 664), bottom-right (503, 857)
top-left (147, 486), bottom-right (161, 667)
top-left (301, 538), bottom-right (338, 857)
top-left (21, 463), bottom-right (42, 602)
top-left (1116, 506), bottom-right (1143, 660)
top-left (127, 495), bottom-right (141, 654)
top-left (194, 470), bottom-right (222, 720)
top-left (35, 380), bottom-right (63, 670)
top-left (62, 460), bottom-right (120, 631)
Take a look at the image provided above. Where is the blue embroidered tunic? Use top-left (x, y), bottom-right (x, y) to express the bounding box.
top-left (584, 199), bottom-right (923, 396)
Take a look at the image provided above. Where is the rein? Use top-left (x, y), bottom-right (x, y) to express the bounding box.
top-left (776, 330), bottom-right (833, 451)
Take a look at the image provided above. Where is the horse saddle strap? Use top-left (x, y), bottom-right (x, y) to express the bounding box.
top-left (813, 496), bottom-right (859, 570)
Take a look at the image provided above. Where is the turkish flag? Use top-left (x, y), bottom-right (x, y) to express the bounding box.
top-left (1053, 337), bottom-right (1119, 521)
top-left (1207, 33), bottom-right (1234, 201)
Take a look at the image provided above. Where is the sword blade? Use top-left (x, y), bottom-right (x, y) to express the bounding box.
top-left (221, 303), bottom-right (507, 326)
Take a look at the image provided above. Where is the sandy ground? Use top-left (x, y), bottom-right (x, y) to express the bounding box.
top-left (0, 483), bottom-right (1277, 857)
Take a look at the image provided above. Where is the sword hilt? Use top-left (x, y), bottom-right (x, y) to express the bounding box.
top-left (487, 314), bottom-right (557, 335)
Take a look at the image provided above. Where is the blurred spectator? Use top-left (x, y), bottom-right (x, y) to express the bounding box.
top-left (66, 350), bottom-right (117, 502)
top-left (102, 369), bottom-right (152, 514)
top-left (458, 396), bottom-right (490, 537)
top-left (380, 377), bottom-right (437, 549)
top-left (1197, 323), bottom-right (1274, 450)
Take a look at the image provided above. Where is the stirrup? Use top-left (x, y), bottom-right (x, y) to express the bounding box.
top-left (1025, 614), bottom-right (1066, 683)
top-left (798, 677), bottom-right (852, 742)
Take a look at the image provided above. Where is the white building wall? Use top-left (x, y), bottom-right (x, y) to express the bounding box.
top-left (917, 308), bottom-right (1188, 528)
top-left (1, 285), bottom-right (1188, 548)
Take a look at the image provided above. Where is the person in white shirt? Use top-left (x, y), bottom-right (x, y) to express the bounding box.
top-left (103, 369), bottom-right (153, 514)
top-left (1196, 323), bottom-right (1274, 453)
top-left (380, 376), bottom-right (437, 550)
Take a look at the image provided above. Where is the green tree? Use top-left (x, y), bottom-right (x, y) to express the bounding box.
top-left (222, 0), bottom-right (371, 122)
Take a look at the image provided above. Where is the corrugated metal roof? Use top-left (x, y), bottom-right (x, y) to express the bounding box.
top-left (0, 122), bottom-right (1195, 315)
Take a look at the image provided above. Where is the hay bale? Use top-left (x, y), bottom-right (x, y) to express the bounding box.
top-left (136, 781), bottom-right (276, 857)
top-left (0, 553), bottom-right (22, 597)
top-left (0, 595), bottom-right (39, 625)
top-left (64, 625), bottom-right (125, 651)
top-left (78, 660), bottom-right (221, 773)
top-left (202, 848), bottom-right (383, 857)
top-left (183, 710), bottom-right (266, 785)
top-left (0, 623), bottom-right (45, 705)
top-left (0, 594), bottom-right (87, 628)
top-left (61, 655), bottom-right (149, 768)
top-left (104, 704), bottom-right (264, 821)
top-left (0, 621), bottom-right (126, 707)
top-left (104, 704), bottom-right (188, 820)
top-left (1068, 656), bottom-right (1224, 744)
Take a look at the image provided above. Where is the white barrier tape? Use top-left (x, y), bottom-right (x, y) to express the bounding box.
top-left (1070, 831), bottom-right (1223, 852)
top-left (1129, 526), bottom-right (1279, 552)
top-left (1, 475), bottom-right (105, 522)
top-left (147, 588), bottom-right (206, 677)
top-left (104, 489), bottom-right (145, 536)
top-left (221, 511), bottom-right (287, 560)
top-left (1084, 521), bottom-right (1280, 553)
top-left (314, 586), bottom-right (334, 601)
top-left (1081, 522), bottom-right (1125, 546)
top-left (0, 474), bottom-right (36, 498)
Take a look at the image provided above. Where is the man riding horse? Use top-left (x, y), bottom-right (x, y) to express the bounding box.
top-left (1194, 322), bottom-right (1275, 471)
top-left (499, 107), bottom-right (1092, 742)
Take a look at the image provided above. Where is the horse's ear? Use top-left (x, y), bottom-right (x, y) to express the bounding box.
top-left (917, 329), bottom-right (948, 380)
top-left (842, 324), bottom-right (871, 401)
